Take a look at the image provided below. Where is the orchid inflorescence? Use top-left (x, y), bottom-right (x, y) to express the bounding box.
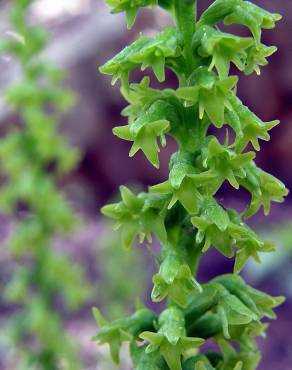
top-left (94, 1), bottom-right (288, 369)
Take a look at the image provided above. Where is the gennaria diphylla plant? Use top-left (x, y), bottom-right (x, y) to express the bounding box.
top-left (0, 0), bottom-right (90, 368)
top-left (94, 1), bottom-right (289, 369)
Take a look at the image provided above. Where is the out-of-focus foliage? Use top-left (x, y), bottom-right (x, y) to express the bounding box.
top-left (0, 1), bottom-right (91, 369)
top-left (96, 0), bottom-right (287, 369)
top-left (96, 220), bottom-right (148, 319)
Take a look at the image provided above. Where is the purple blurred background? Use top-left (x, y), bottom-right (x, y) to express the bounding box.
top-left (0, 0), bottom-right (292, 369)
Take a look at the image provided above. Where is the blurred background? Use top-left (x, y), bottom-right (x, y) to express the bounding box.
top-left (0, 0), bottom-right (292, 369)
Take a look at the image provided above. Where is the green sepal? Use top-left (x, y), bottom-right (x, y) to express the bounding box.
top-left (140, 307), bottom-right (205, 370)
top-left (101, 186), bottom-right (168, 248)
top-left (177, 67), bottom-right (238, 127)
top-left (92, 306), bottom-right (156, 364)
top-left (151, 251), bottom-right (201, 307)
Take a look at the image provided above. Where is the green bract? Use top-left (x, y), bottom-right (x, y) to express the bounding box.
top-left (97, 0), bottom-right (287, 369)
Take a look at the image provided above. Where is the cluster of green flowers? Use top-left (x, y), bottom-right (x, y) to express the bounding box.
top-left (0, 0), bottom-right (91, 368)
top-left (96, 0), bottom-right (288, 369)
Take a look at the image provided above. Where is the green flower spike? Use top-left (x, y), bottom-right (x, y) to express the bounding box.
top-left (201, 136), bottom-right (255, 189)
top-left (113, 100), bottom-right (173, 168)
top-left (194, 25), bottom-right (253, 78)
top-left (227, 95), bottom-right (280, 152)
top-left (101, 186), bottom-right (167, 248)
top-left (100, 27), bottom-right (182, 85)
top-left (92, 306), bottom-right (156, 364)
top-left (99, 1), bottom-right (286, 369)
top-left (152, 249), bottom-right (201, 307)
top-left (140, 307), bottom-right (205, 370)
top-left (105, 0), bottom-right (158, 28)
top-left (177, 67), bottom-right (238, 128)
top-left (150, 151), bottom-right (215, 214)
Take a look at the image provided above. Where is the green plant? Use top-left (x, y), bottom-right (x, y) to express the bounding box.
top-left (0, 1), bottom-right (91, 368)
top-left (94, 1), bottom-right (288, 369)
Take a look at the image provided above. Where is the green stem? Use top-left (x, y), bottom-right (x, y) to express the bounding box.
top-left (174, 0), bottom-right (197, 80)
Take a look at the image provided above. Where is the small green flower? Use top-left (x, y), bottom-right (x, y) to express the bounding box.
top-left (201, 136), bottom-right (255, 189)
top-left (194, 25), bottom-right (253, 78)
top-left (217, 288), bottom-right (259, 339)
top-left (140, 307), bottom-right (205, 370)
top-left (227, 95), bottom-right (280, 152)
top-left (199, 0), bottom-right (281, 47)
top-left (105, 0), bottom-right (158, 28)
top-left (113, 100), bottom-right (176, 168)
top-left (191, 200), bottom-right (270, 271)
top-left (101, 186), bottom-right (168, 248)
top-left (244, 43), bottom-right (277, 75)
top-left (152, 251), bottom-right (201, 307)
top-left (223, 1), bottom-right (281, 47)
top-left (150, 151), bottom-right (215, 214)
top-left (239, 162), bottom-right (289, 217)
top-left (92, 306), bottom-right (156, 363)
top-left (177, 67), bottom-right (238, 128)
top-left (214, 274), bottom-right (285, 320)
top-left (191, 198), bottom-right (234, 257)
top-left (100, 27), bottom-right (182, 84)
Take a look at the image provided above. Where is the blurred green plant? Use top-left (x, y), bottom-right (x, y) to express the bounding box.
top-left (95, 0), bottom-right (288, 369)
top-left (97, 220), bottom-right (148, 320)
top-left (0, 1), bottom-right (91, 369)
